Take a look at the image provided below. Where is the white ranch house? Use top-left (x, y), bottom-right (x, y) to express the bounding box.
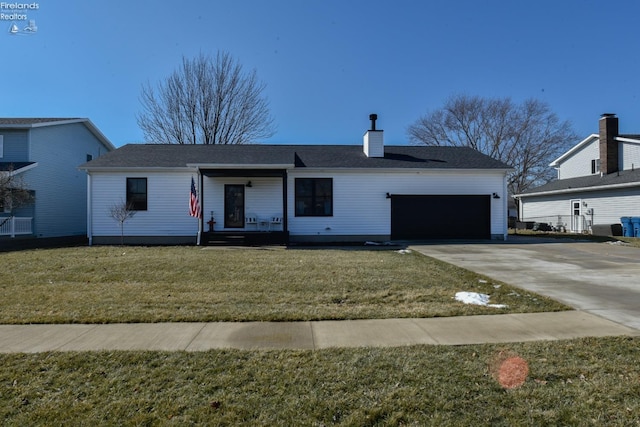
top-left (515, 114), bottom-right (640, 235)
top-left (81, 117), bottom-right (512, 245)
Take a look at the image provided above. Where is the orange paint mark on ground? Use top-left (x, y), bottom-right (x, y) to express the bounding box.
top-left (490, 351), bottom-right (529, 389)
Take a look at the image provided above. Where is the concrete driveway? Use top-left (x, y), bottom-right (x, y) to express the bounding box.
top-left (411, 236), bottom-right (640, 330)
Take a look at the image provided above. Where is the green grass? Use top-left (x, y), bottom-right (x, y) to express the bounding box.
top-left (1, 337), bottom-right (639, 425)
top-left (1, 246), bottom-right (635, 425)
top-left (0, 246), bottom-right (567, 324)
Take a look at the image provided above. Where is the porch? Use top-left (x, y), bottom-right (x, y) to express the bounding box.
top-left (0, 216), bottom-right (33, 238)
top-left (196, 167), bottom-right (290, 246)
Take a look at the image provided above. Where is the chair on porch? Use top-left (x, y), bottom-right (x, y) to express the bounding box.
top-left (245, 213), bottom-right (258, 230)
top-left (269, 215), bottom-right (283, 231)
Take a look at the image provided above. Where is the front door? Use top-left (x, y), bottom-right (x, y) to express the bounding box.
top-left (570, 199), bottom-right (582, 233)
top-left (224, 184), bottom-right (245, 228)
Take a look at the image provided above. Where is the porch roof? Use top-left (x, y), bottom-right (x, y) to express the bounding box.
top-left (198, 168), bottom-right (287, 178)
top-left (0, 162), bottom-right (37, 174)
top-left (80, 144), bottom-right (511, 171)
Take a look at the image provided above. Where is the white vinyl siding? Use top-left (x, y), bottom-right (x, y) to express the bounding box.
top-left (521, 187), bottom-right (640, 226)
top-left (287, 169), bottom-right (507, 239)
top-left (91, 171), bottom-right (200, 237)
top-left (557, 138), bottom-right (600, 179)
top-left (620, 141), bottom-right (640, 171)
top-left (557, 139), bottom-right (640, 178)
top-left (521, 136), bottom-right (640, 230)
top-left (88, 168), bottom-right (508, 240)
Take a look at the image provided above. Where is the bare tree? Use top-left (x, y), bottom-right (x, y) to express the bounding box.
top-left (137, 51), bottom-right (276, 145)
top-left (0, 165), bottom-right (34, 215)
top-left (407, 95), bottom-right (577, 195)
top-left (109, 201), bottom-right (136, 245)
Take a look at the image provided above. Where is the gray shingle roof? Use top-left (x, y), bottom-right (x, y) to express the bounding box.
top-left (79, 144), bottom-right (512, 170)
top-left (520, 168), bottom-right (640, 196)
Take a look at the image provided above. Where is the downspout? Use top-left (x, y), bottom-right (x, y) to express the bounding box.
top-left (503, 171), bottom-right (509, 240)
top-left (87, 173), bottom-right (92, 246)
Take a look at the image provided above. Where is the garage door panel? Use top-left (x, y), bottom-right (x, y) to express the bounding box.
top-left (391, 195), bottom-right (490, 239)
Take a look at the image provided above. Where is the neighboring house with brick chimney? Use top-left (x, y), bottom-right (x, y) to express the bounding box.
top-left (515, 114), bottom-right (640, 234)
top-left (0, 118), bottom-right (114, 242)
top-left (80, 115), bottom-right (512, 245)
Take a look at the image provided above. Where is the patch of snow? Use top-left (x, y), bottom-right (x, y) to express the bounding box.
top-left (606, 241), bottom-right (630, 246)
top-left (455, 291), bottom-right (507, 308)
top-left (396, 249), bottom-right (411, 254)
top-left (478, 279), bottom-right (488, 283)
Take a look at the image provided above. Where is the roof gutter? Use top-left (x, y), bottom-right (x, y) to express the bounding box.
top-left (186, 163), bottom-right (295, 169)
top-left (616, 136), bottom-right (640, 144)
top-left (78, 166), bottom-right (193, 173)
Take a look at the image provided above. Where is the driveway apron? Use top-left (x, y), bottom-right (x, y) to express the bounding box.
top-left (411, 237), bottom-right (640, 330)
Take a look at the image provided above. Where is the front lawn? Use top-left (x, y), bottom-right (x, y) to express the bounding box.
top-left (2, 337), bottom-right (639, 425)
top-left (0, 246), bottom-right (568, 324)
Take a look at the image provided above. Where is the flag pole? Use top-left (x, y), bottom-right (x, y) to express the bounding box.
top-left (197, 172), bottom-right (202, 245)
top-left (190, 172), bottom-right (203, 246)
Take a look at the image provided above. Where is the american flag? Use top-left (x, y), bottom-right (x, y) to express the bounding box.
top-left (189, 177), bottom-right (201, 218)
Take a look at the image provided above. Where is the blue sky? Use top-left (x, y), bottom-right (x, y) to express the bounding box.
top-left (3, 0), bottom-right (639, 147)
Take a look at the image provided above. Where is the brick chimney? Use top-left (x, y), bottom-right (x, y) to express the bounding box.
top-left (363, 113), bottom-right (384, 157)
top-left (599, 113), bottom-right (619, 175)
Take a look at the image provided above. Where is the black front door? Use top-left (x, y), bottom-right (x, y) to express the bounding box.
top-left (224, 184), bottom-right (245, 228)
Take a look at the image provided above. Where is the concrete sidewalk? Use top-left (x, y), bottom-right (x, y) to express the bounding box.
top-left (1, 311), bottom-right (637, 353)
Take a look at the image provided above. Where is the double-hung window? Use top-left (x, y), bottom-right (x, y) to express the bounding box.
top-left (295, 178), bottom-right (333, 216)
top-left (126, 178), bottom-right (147, 211)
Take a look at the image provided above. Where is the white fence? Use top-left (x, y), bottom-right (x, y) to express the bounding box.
top-left (0, 217), bottom-right (33, 237)
top-left (519, 215), bottom-right (589, 233)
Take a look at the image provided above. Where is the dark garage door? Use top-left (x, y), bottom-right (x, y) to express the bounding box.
top-left (391, 195), bottom-right (491, 240)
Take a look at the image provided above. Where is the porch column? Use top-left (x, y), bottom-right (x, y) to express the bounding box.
top-left (282, 170), bottom-right (288, 236)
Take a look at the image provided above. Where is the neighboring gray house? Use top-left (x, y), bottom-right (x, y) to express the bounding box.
top-left (81, 116), bottom-right (512, 245)
top-left (0, 118), bottom-right (115, 241)
top-left (515, 114), bottom-right (640, 233)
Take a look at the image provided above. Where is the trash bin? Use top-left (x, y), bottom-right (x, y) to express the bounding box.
top-left (621, 217), bottom-right (633, 237)
top-left (632, 217), bottom-right (640, 237)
